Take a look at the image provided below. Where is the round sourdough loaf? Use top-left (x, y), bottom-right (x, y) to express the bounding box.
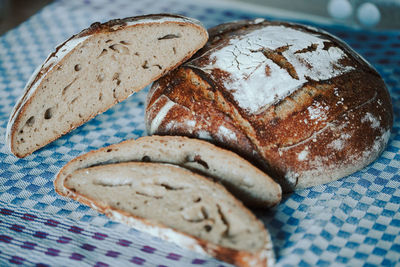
top-left (145, 19), bottom-right (393, 192)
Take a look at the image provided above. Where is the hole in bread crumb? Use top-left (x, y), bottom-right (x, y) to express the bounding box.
top-left (62, 78), bottom-right (77, 96)
top-left (98, 49), bottom-right (108, 58)
top-left (109, 44), bottom-right (129, 54)
top-left (157, 183), bottom-right (185, 191)
top-left (193, 197), bottom-right (201, 203)
top-left (154, 64), bottom-right (162, 70)
top-left (109, 44), bottom-right (119, 53)
top-left (158, 34), bottom-right (181, 40)
top-left (97, 73), bottom-right (105, 82)
top-left (44, 108), bottom-right (53, 120)
top-left (98, 93), bottom-right (103, 101)
top-left (142, 61), bottom-right (149, 69)
top-left (173, 47), bottom-right (176, 54)
top-left (142, 156), bottom-right (151, 162)
top-left (74, 64), bottom-right (81, 71)
top-left (186, 155), bottom-right (209, 169)
top-left (26, 116), bottom-right (35, 126)
top-left (106, 39), bottom-right (112, 43)
top-left (112, 73), bottom-right (120, 81)
top-left (201, 207), bottom-right (209, 219)
top-left (106, 149), bottom-right (112, 152)
top-left (120, 40), bottom-right (130, 45)
top-left (71, 97), bottom-right (78, 105)
top-left (112, 73), bottom-right (121, 87)
top-left (204, 225), bottom-right (212, 232)
top-left (19, 129), bottom-right (23, 134)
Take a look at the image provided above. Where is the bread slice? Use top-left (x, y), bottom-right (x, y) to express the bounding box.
top-left (55, 135), bottom-right (281, 207)
top-left (61, 161), bottom-right (275, 267)
top-left (6, 14), bottom-right (208, 158)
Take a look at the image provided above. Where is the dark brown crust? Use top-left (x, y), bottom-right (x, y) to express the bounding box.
top-left (146, 19), bottom-right (393, 191)
top-left (9, 14), bottom-right (207, 158)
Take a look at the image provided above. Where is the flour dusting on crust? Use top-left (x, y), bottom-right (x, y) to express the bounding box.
top-left (217, 125), bottom-right (237, 142)
top-left (200, 25), bottom-right (354, 114)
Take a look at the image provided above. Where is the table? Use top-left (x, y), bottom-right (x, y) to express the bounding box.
top-left (0, 0), bottom-right (399, 266)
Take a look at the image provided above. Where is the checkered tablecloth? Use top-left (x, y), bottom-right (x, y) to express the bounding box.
top-left (0, 0), bottom-right (399, 266)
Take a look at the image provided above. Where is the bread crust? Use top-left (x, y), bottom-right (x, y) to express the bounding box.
top-left (7, 14), bottom-right (208, 158)
top-left (146, 19), bottom-right (393, 192)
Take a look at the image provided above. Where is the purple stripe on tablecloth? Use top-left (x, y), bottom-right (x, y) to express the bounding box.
top-left (130, 256), bottom-right (146, 265)
top-left (0, 201), bottom-right (222, 266)
top-left (0, 213), bottom-right (198, 265)
top-left (141, 245), bottom-right (156, 253)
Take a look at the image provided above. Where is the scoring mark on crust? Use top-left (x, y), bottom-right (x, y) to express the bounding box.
top-left (294, 43), bottom-right (318, 54)
top-left (259, 45), bottom-right (299, 80)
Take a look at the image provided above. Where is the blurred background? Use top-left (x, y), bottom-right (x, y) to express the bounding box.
top-left (228, 0), bottom-right (400, 29)
top-left (0, 0), bottom-right (53, 34)
top-left (0, 0), bottom-right (399, 35)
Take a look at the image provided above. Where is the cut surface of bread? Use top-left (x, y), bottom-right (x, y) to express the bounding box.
top-left (55, 135), bottom-right (281, 208)
top-left (62, 162), bottom-right (274, 267)
top-left (7, 14), bottom-right (208, 158)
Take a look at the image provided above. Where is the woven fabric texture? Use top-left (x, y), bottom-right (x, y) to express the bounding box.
top-left (0, 0), bottom-right (399, 266)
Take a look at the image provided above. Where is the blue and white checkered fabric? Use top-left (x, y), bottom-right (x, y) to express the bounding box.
top-left (0, 0), bottom-right (399, 266)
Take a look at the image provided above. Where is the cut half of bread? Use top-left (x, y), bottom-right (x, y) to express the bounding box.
top-left (61, 161), bottom-right (275, 267)
top-left (55, 135), bottom-right (282, 208)
top-left (6, 14), bottom-right (208, 158)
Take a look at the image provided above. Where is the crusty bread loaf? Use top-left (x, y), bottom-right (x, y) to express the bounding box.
top-left (55, 135), bottom-right (282, 207)
top-left (59, 162), bottom-right (274, 267)
top-left (7, 14), bottom-right (208, 158)
top-left (146, 19), bottom-right (393, 192)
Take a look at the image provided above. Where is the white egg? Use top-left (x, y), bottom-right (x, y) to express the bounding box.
top-left (328, 0), bottom-right (353, 20)
top-left (357, 2), bottom-right (381, 27)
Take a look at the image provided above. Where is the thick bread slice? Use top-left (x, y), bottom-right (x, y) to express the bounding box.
top-left (62, 162), bottom-right (274, 267)
top-left (7, 14), bottom-right (208, 158)
top-left (55, 135), bottom-right (282, 207)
